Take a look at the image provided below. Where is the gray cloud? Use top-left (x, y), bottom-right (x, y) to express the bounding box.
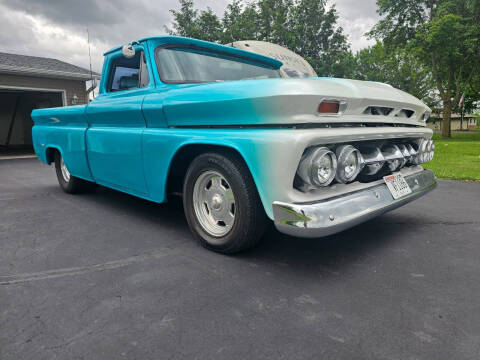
top-left (2, 0), bottom-right (121, 26)
top-left (0, 0), bottom-right (378, 73)
top-left (333, 0), bottom-right (378, 51)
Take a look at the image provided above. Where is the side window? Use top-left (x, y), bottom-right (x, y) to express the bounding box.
top-left (108, 51), bottom-right (149, 92)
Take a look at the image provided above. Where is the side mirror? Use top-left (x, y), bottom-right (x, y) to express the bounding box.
top-left (122, 44), bottom-right (135, 59)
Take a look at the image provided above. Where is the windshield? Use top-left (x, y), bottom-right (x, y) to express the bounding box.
top-left (155, 46), bottom-right (281, 83)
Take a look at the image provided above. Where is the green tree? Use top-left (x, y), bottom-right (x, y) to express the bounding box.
top-left (167, 0), bottom-right (353, 77)
top-left (221, 1), bottom-right (260, 43)
top-left (286, 0), bottom-right (352, 77)
top-left (455, 54), bottom-right (480, 115)
top-left (196, 8), bottom-right (223, 43)
top-left (369, 0), bottom-right (480, 137)
top-left (255, 0), bottom-right (293, 44)
top-left (165, 0), bottom-right (201, 39)
top-left (353, 42), bottom-right (437, 106)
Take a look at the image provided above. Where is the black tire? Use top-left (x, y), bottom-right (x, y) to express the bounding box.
top-left (183, 151), bottom-right (268, 254)
top-left (54, 151), bottom-right (96, 194)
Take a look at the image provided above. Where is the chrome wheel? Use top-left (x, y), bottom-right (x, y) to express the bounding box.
top-left (60, 156), bottom-right (71, 182)
top-left (192, 170), bottom-right (236, 237)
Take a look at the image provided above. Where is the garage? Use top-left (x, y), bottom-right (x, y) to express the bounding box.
top-left (0, 89), bottom-right (64, 153)
top-left (0, 51), bottom-right (98, 156)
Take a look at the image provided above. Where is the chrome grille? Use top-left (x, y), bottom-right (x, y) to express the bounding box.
top-left (357, 138), bottom-right (433, 180)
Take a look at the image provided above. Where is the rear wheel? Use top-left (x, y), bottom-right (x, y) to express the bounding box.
top-left (183, 152), bottom-right (268, 254)
top-left (54, 151), bottom-right (96, 194)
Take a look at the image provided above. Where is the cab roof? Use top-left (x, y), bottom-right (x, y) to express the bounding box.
top-left (103, 36), bottom-right (283, 69)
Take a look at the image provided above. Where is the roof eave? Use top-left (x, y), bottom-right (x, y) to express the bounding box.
top-left (0, 65), bottom-right (100, 81)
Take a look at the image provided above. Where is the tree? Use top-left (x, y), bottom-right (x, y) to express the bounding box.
top-left (286, 0), bottom-right (352, 77)
top-left (196, 8), bottom-right (223, 43)
top-left (255, 0), bottom-right (293, 45)
top-left (221, 1), bottom-right (260, 43)
top-left (166, 0), bottom-right (353, 77)
top-left (353, 42), bottom-right (437, 106)
top-left (165, 0), bottom-right (201, 39)
top-left (454, 50), bottom-right (480, 115)
top-left (369, 0), bottom-right (480, 138)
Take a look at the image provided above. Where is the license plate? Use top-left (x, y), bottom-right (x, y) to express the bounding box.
top-left (383, 173), bottom-right (412, 199)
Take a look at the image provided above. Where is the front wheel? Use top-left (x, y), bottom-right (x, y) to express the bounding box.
top-left (54, 151), bottom-right (96, 194)
top-left (183, 152), bottom-right (268, 254)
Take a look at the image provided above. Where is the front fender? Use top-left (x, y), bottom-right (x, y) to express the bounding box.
top-left (142, 128), bottom-right (295, 219)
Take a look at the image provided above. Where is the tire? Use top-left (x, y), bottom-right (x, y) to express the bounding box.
top-left (54, 151), bottom-right (96, 194)
top-left (183, 152), bottom-right (268, 254)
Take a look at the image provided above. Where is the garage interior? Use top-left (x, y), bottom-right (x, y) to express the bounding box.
top-left (0, 89), bottom-right (63, 155)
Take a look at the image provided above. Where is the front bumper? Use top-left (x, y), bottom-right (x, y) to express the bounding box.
top-left (273, 169), bottom-right (437, 238)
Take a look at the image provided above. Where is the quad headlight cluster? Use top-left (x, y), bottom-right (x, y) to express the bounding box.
top-left (296, 138), bottom-right (434, 190)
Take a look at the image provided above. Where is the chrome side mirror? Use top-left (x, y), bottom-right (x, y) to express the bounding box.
top-left (122, 44), bottom-right (135, 59)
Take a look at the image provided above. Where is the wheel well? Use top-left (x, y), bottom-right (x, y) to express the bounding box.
top-left (45, 147), bottom-right (59, 164)
top-left (166, 144), bottom-right (249, 196)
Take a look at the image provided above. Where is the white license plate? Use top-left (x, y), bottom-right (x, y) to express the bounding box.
top-left (383, 173), bottom-right (412, 199)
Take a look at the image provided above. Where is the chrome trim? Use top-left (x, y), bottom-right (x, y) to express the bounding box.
top-left (273, 169), bottom-right (436, 238)
top-left (362, 147), bottom-right (385, 175)
top-left (382, 144), bottom-right (404, 171)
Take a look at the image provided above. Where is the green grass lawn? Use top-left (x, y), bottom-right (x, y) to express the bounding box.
top-left (422, 130), bottom-right (480, 181)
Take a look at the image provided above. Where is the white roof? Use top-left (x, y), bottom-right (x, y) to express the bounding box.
top-left (227, 41), bottom-right (317, 78)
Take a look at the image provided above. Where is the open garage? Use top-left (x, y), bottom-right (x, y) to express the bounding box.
top-left (0, 52), bottom-right (98, 156)
top-left (0, 89), bottom-right (63, 153)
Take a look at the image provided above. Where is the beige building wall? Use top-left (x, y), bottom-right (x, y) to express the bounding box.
top-left (428, 117), bottom-right (477, 131)
top-left (0, 73), bottom-right (87, 105)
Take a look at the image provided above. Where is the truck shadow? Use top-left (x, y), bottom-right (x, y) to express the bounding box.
top-left (82, 185), bottom-right (422, 273)
top-left (243, 215), bottom-right (417, 271)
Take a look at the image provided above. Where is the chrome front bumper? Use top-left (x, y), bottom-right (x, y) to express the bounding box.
top-left (273, 169), bottom-right (437, 238)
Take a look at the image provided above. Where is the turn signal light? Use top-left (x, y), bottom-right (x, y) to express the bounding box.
top-left (318, 100), bottom-right (340, 114)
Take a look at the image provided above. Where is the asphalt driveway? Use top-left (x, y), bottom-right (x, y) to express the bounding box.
top-left (1, 158), bottom-right (479, 359)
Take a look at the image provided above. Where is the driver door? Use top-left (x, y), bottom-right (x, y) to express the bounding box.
top-left (86, 49), bottom-right (152, 196)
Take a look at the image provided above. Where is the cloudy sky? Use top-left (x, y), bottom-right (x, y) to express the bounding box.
top-left (0, 0), bottom-right (378, 74)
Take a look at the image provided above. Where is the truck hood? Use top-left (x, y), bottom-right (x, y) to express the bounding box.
top-left (162, 77), bottom-right (430, 128)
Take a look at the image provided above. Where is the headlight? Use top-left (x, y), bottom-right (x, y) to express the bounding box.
top-left (335, 145), bottom-right (364, 183)
top-left (297, 147), bottom-right (337, 187)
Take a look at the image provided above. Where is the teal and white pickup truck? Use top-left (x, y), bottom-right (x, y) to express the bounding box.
top-left (32, 36), bottom-right (436, 254)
